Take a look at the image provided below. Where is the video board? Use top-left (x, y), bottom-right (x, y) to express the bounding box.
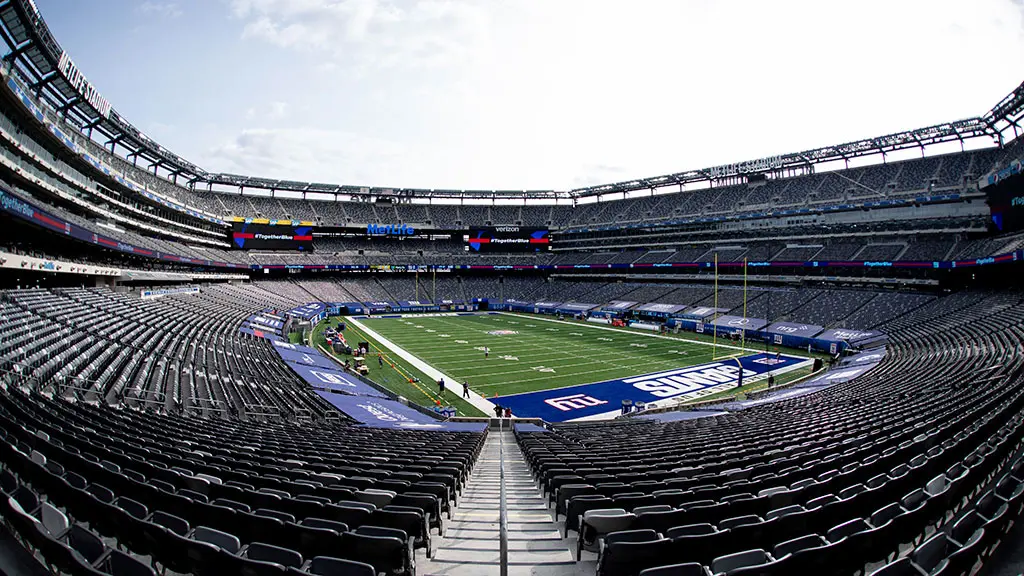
top-left (465, 227), bottom-right (551, 252)
top-left (988, 171), bottom-right (1024, 233)
top-left (230, 222), bottom-right (314, 251)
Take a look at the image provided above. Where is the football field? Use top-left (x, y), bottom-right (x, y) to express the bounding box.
top-left (354, 313), bottom-right (809, 402)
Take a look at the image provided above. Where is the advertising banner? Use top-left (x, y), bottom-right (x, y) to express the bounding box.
top-left (711, 315), bottom-right (769, 331)
top-left (286, 361), bottom-right (388, 398)
top-left (315, 392), bottom-right (487, 431)
top-left (634, 303), bottom-right (688, 315)
top-left (276, 348), bottom-right (341, 370)
top-left (765, 322), bottom-right (824, 338)
top-left (271, 340), bottom-right (321, 356)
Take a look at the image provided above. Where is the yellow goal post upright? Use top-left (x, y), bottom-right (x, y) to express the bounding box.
top-left (742, 256), bottom-right (748, 355)
top-left (712, 252), bottom-right (718, 360)
top-left (712, 253), bottom-right (750, 362)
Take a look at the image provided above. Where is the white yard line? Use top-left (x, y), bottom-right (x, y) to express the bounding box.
top-left (347, 316), bottom-right (498, 415)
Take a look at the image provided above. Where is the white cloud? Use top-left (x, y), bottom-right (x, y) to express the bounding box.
top-left (138, 1), bottom-right (182, 18)
top-left (268, 101), bottom-right (289, 120)
top-left (230, 0), bottom-right (489, 69)
top-left (153, 0), bottom-right (1024, 190)
top-left (206, 127), bottom-right (407, 183)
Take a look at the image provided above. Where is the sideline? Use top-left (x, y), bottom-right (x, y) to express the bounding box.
top-left (347, 316), bottom-right (498, 415)
top-left (498, 312), bottom-right (809, 358)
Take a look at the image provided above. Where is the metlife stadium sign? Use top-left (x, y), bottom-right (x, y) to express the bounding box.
top-left (708, 155), bottom-right (784, 179)
top-left (57, 51), bottom-right (112, 119)
top-left (367, 223), bottom-right (416, 236)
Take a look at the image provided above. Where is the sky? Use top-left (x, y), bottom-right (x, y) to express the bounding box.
top-left (30, 0), bottom-right (1024, 192)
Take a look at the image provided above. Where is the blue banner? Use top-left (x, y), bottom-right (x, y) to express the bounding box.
top-left (271, 340), bottom-right (321, 356)
top-left (496, 353), bottom-right (806, 422)
top-left (816, 328), bottom-right (883, 345)
top-left (286, 361), bottom-right (388, 397)
top-left (277, 347), bottom-right (341, 370)
top-left (765, 322), bottom-right (824, 338)
top-left (634, 303), bottom-right (688, 315)
top-left (314, 392), bottom-right (487, 431)
top-left (248, 314), bottom-right (284, 329)
top-left (288, 302), bottom-right (327, 321)
top-left (237, 326), bottom-right (284, 341)
top-left (711, 315), bottom-right (769, 331)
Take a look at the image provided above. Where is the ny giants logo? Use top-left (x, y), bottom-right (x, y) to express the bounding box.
top-left (544, 394), bottom-right (609, 412)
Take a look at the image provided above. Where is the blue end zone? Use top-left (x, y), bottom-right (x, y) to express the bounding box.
top-left (496, 353), bottom-right (806, 422)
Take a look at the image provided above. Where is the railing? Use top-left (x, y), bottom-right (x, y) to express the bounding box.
top-left (498, 418), bottom-right (509, 576)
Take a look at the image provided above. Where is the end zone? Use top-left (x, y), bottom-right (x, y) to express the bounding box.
top-left (496, 353), bottom-right (811, 422)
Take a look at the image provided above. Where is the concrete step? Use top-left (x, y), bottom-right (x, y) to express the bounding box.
top-left (446, 521), bottom-right (561, 531)
top-left (419, 560), bottom-right (584, 576)
top-left (460, 496), bottom-right (544, 503)
top-left (439, 539), bottom-right (569, 551)
top-left (457, 503), bottom-right (549, 511)
top-left (444, 527), bottom-right (563, 540)
top-left (452, 510), bottom-right (553, 523)
top-left (426, 430), bottom-right (576, 575)
top-left (431, 547), bottom-right (576, 565)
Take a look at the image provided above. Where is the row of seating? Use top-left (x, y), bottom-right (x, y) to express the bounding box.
top-left (0, 388), bottom-right (484, 575)
top-left (514, 290), bottom-right (1024, 575)
top-left (0, 286), bottom-right (328, 421)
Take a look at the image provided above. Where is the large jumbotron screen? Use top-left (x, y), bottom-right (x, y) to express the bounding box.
top-left (464, 227), bottom-right (551, 252)
top-left (230, 222), bottom-right (315, 251)
top-left (988, 172), bottom-right (1024, 233)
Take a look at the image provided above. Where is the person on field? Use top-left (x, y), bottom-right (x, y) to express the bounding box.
top-left (768, 373), bottom-right (775, 389)
top-left (438, 378), bottom-right (445, 396)
top-left (504, 407), bottom-right (512, 418)
top-left (378, 354), bottom-right (384, 368)
top-left (463, 380), bottom-right (470, 399)
top-left (494, 404), bottom-right (503, 418)
top-left (485, 347), bottom-right (489, 359)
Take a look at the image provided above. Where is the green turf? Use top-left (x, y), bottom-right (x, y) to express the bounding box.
top-left (310, 317), bottom-right (488, 417)
top-left (357, 312), bottom-right (810, 398)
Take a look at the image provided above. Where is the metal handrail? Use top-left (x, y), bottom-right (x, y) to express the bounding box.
top-left (498, 418), bottom-right (509, 576)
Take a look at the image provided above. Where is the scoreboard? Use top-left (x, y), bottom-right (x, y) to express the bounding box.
top-left (465, 227), bottom-right (551, 252)
top-left (988, 170), bottom-right (1024, 233)
top-left (230, 222), bottom-right (314, 251)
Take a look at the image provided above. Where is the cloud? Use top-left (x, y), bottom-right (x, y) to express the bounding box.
top-left (137, 1), bottom-right (182, 18)
top-left (229, 0), bottom-right (489, 69)
top-left (155, 0), bottom-right (1024, 191)
top-left (205, 127), bottom-right (406, 184)
top-left (268, 101), bottom-right (289, 120)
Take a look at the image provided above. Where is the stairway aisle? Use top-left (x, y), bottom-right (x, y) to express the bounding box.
top-left (421, 428), bottom-right (581, 576)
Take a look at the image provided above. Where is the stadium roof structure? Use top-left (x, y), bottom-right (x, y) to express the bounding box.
top-left (1, 0), bottom-right (1022, 203)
